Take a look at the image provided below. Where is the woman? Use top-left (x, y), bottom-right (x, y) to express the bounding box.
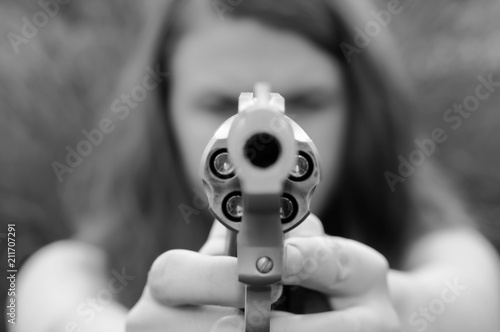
top-left (14, 0), bottom-right (500, 331)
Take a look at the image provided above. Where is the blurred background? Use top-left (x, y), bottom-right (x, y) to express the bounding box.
top-left (0, 0), bottom-right (499, 330)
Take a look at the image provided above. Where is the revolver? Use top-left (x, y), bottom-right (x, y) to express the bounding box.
top-left (200, 83), bottom-right (321, 332)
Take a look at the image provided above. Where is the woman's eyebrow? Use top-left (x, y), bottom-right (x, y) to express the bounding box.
top-left (195, 92), bottom-right (239, 107)
top-left (195, 87), bottom-right (341, 106)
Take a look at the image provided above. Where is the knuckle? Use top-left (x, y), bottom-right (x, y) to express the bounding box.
top-left (307, 214), bottom-right (325, 234)
top-left (375, 251), bottom-right (390, 273)
top-left (125, 301), bottom-right (149, 332)
top-left (368, 249), bottom-right (389, 278)
top-left (147, 250), bottom-right (184, 304)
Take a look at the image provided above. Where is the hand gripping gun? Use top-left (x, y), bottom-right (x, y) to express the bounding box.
top-left (200, 83), bottom-right (321, 332)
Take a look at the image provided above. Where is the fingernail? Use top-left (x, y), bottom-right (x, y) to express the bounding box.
top-left (271, 284), bottom-right (283, 303)
top-left (283, 244), bottom-right (303, 279)
top-left (210, 316), bottom-right (244, 332)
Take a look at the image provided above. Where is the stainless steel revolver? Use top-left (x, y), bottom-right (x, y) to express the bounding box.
top-left (200, 83), bottom-right (321, 332)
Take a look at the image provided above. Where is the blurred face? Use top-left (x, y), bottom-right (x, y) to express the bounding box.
top-left (169, 16), bottom-right (347, 214)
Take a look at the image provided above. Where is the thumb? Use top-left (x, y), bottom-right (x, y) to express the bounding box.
top-left (199, 221), bottom-right (231, 256)
top-left (285, 213), bottom-right (325, 239)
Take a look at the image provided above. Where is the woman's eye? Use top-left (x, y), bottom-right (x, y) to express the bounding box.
top-left (287, 100), bottom-right (327, 114)
top-left (200, 98), bottom-right (238, 115)
top-left (286, 91), bottom-right (341, 114)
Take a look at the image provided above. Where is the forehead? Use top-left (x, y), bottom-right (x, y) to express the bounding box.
top-left (170, 18), bottom-right (343, 96)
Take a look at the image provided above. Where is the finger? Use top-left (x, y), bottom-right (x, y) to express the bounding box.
top-left (148, 249), bottom-right (282, 308)
top-left (126, 287), bottom-right (237, 332)
top-left (282, 236), bottom-right (389, 299)
top-left (148, 249), bottom-right (243, 307)
top-left (212, 307), bottom-right (398, 332)
top-left (285, 213), bottom-right (325, 239)
top-left (210, 314), bottom-right (245, 332)
top-left (199, 221), bottom-right (231, 256)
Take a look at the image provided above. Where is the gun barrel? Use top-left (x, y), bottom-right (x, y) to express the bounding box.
top-left (199, 82), bottom-right (322, 332)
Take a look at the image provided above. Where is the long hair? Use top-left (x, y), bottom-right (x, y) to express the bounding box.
top-left (63, 0), bottom-right (469, 308)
